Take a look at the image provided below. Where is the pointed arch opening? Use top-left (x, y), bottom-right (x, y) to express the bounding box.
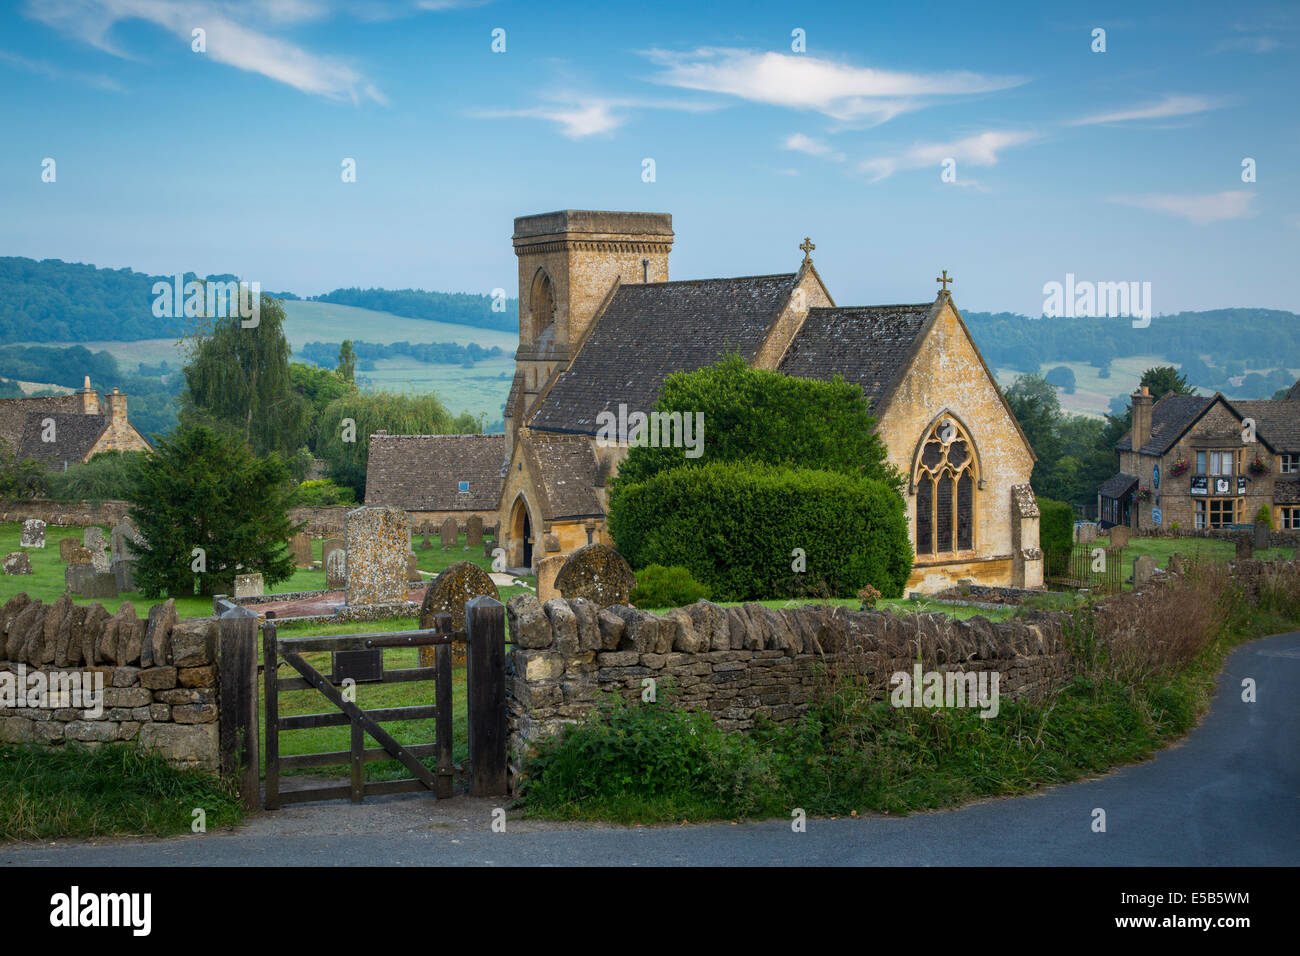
top-left (913, 415), bottom-right (980, 557)
top-left (508, 493), bottom-right (535, 570)
top-left (529, 268), bottom-right (556, 346)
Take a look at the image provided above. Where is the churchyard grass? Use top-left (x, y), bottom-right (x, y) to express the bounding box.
top-left (0, 741), bottom-right (244, 840)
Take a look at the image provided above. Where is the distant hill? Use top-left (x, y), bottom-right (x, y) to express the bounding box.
top-left (308, 288), bottom-right (519, 333)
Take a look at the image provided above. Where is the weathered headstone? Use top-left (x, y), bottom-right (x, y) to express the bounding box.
top-left (289, 532), bottom-right (312, 568)
top-left (542, 532), bottom-right (561, 553)
top-left (112, 558), bottom-right (137, 592)
top-left (83, 572), bottom-right (118, 598)
top-left (419, 529), bottom-right (432, 550)
top-left (536, 554), bottom-right (566, 604)
top-left (58, 537), bottom-right (80, 563)
top-left (91, 549), bottom-right (111, 573)
top-left (1168, 552), bottom-right (1186, 575)
top-left (65, 563), bottom-right (95, 594)
top-left (553, 544), bottom-right (636, 607)
top-left (466, 514), bottom-right (484, 547)
top-left (3, 551), bottom-right (33, 575)
top-left (234, 573), bottom-right (264, 598)
top-left (1132, 554), bottom-right (1156, 587)
top-left (407, 552), bottom-right (422, 583)
top-left (439, 516), bottom-right (458, 547)
top-left (1253, 522), bottom-right (1270, 552)
top-left (417, 561), bottom-right (499, 667)
top-left (322, 538), bottom-right (344, 565)
top-left (1075, 523), bottom-right (1098, 544)
top-left (67, 545), bottom-right (94, 566)
top-left (1109, 525), bottom-right (1131, 548)
top-left (344, 506), bottom-right (409, 607)
top-left (110, 520), bottom-right (142, 563)
top-left (21, 519), bottom-right (46, 549)
top-left (326, 548), bottom-right (347, 589)
top-left (83, 526), bottom-right (108, 553)
top-left (1235, 535), bottom-right (1253, 560)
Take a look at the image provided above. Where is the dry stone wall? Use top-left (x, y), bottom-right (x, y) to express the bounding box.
top-left (505, 594), bottom-right (1067, 759)
top-left (0, 594), bottom-right (220, 770)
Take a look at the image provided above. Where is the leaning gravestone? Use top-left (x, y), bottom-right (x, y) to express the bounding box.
top-left (1132, 554), bottom-right (1157, 587)
top-left (418, 561), bottom-right (499, 667)
top-left (1109, 525), bottom-right (1131, 548)
top-left (59, 537), bottom-right (80, 563)
top-left (289, 532), bottom-right (313, 568)
top-left (3, 551), bottom-right (33, 575)
top-left (344, 506), bottom-right (409, 607)
top-left (439, 517), bottom-right (458, 547)
top-left (21, 519), bottom-right (46, 549)
top-left (66, 563), bottom-right (95, 594)
top-left (466, 515), bottom-right (484, 547)
top-left (553, 544), bottom-right (636, 607)
top-left (326, 548), bottom-right (347, 589)
top-left (1253, 522), bottom-right (1270, 553)
top-left (112, 558), bottom-right (137, 592)
top-left (234, 573), bottom-right (264, 598)
top-left (322, 538), bottom-right (344, 565)
top-left (110, 520), bottom-right (142, 563)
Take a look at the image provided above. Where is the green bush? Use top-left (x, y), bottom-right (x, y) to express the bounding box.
top-left (1254, 504), bottom-right (1273, 530)
top-left (629, 564), bottom-right (711, 608)
top-left (44, 449), bottom-right (145, 502)
top-left (1038, 496), bottom-right (1075, 576)
top-left (610, 461), bottom-right (913, 602)
top-left (294, 478), bottom-right (357, 506)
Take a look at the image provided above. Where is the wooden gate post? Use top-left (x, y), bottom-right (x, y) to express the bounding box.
top-left (218, 604), bottom-right (260, 811)
top-left (263, 621), bottom-right (280, 810)
top-left (434, 613), bottom-right (454, 799)
top-left (465, 595), bottom-right (508, 796)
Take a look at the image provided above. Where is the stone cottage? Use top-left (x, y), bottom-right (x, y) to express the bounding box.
top-left (0, 377), bottom-right (152, 470)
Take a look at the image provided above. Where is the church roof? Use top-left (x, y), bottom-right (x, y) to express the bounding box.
top-left (17, 412), bottom-right (108, 467)
top-left (1116, 394), bottom-right (1213, 456)
top-left (527, 273), bottom-right (800, 435)
top-left (776, 303), bottom-right (935, 411)
top-left (518, 430), bottom-right (603, 520)
top-left (364, 433), bottom-right (505, 511)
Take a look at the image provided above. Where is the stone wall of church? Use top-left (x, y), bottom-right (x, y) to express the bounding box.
top-left (875, 300), bottom-right (1038, 593)
top-left (753, 268), bottom-right (833, 367)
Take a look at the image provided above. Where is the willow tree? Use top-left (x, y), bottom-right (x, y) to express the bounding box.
top-left (316, 390), bottom-right (482, 497)
top-left (178, 294), bottom-right (309, 458)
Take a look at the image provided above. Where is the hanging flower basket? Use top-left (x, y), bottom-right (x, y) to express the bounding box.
top-left (1249, 455), bottom-right (1270, 476)
top-left (1135, 486), bottom-right (1153, 502)
top-left (1170, 458), bottom-right (1190, 477)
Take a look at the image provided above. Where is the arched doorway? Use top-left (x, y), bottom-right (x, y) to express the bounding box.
top-left (509, 495), bottom-right (534, 570)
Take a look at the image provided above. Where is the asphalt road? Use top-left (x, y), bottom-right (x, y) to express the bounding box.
top-left (4, 630), bottom-right (1297, 867)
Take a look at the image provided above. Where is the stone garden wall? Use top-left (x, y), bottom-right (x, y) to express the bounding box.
top-left (0, 499), bottom-right (132, 527)
top-left (0, 594), bottom-right (219, 770)
top-left (505, 594), bottom-right (1068, 761)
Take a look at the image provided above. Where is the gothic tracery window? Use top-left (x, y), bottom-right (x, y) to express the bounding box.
top-left (914, 418), bottom-right (977, 556)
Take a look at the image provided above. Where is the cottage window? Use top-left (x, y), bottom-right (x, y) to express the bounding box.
top-left (1280, 507), bottom-right (1300, 530)
top-left (1200, 498), bottom-right (1237, 529)
top-left (914, 418), bottom-right (977, 556)
top-left (1281, 454), bottom-right (1300, 475)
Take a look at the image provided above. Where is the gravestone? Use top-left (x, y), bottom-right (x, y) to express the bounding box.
top-left (542, 532), bottom-right (561, 554)
top-left (344, 506), bottom-right (409, 607)
top-left (91, 549), bottom-right (111, 573)
top-left (110, 520), bottom-right (141, 563)
top-left (466, 514), bottom-right (484, 547)
top-left (59, 537), bottom-right (80, 563)
top-left (536, 554), bottom-right (566, 603)
top-left (3, 552), bottom-right (33, 575)
top-left (439, 517), bottom-right (458, 547)
top-left (289, 533), bottom-right (313, 568)
top-left (83, 526), bottom-right (108, 553)
top-left (484, 540), bottom-right (495, 558)
top-left (326, 548), bottom-right (347, 589)
top-left (1132, 554), bottom-right (1156, 587)
top-left (553, 544), bottom-right (636, 607)
top-left (1109, 525), bottom-right (1131, 548)
top-left (1253, 522), bottom-right (1270, 552)
top-left (407, 552), bottom-right (422, 584)
top-left (67, 545), bottom-right (94, 566)
top-left (1075, 523), bottom-right (1097, 544)
top-left (83, 572), bottom-right (118, 599)
top-left (66, 563), bottom-right (95, 594)
top-left (417, 561), bottom-right (499, 667)
top-left (1235, 536), bottom-right (1253, 560)
top-left (20, 519), bottom-right (46, 549)
top-left (1168, 552), bottom-right (1186, 575)
top-left (234, 573), bottom-right (264, 598)
top-left (112, 558), bottom-right (137, 592)
top-left (322, 538), bottom-right (344, 566)
top-left (419, 529), bottom-right (432, 550)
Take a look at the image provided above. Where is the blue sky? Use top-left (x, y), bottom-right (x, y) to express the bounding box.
top-left (1, 0), bottom-right (1297, 316)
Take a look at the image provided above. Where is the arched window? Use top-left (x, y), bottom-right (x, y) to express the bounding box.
top-left (530, 270), bottom-right (555, 343)
top-left (914, 418), bottom-right (977, 556)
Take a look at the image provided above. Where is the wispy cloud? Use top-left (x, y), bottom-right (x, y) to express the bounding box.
top-left (643, 47), bottom-right (1025, 124)
top-left (476, 94), bottom-right (718, 139)
top-left (859, 129), bottom-right (1036, 182)
top-left (1214, 35), bottom-right (1280, 53)
top-left (0, 49), bottom-right (123, 91)
top-left (1067, 93), bottom-right (1226, 126)
top-left (22, 0), bottom-right (387, 104)
top-left (1109, 190), bottom-right (1257, 225)
top-left (782, 133), bottom-right (844, 162)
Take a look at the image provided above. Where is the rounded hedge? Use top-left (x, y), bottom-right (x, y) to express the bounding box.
top-left (609, 461), bottom-right (913, 602)
top-left (1037, 496), bottom-right (1074, 576)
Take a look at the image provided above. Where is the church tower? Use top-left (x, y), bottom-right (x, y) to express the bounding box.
top-left (506, 210), bottom-right (673, 448)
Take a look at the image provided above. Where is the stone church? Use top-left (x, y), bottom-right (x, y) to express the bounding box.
top-left (367, 209), bottom-right (1042, 593)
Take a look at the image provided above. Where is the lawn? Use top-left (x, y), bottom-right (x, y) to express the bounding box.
top-left (1094, 533), bottom-right (1295, 588)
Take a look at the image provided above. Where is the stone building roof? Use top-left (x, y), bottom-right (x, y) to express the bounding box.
top-left (1287, 378), bottom-right (1300, 402)
top-left (1099, 472), bottom-right (1138, 499)
top-left (364, 433), bottom-right (505, 511)
top-left (527, 273), bottom-right (800, 435)
top-left (1116, 394), bottom-right (1212, 455)
top-left (17, 412), bottom-right (108, 467)
top-left (517, 430), bottom-right (602, 520)
top-left (0, 394), bottom-right (81, 450)
top-left (1231, 399), bottom-right (1300, 453)
top-left (776, 303), bottom-right (934, 411)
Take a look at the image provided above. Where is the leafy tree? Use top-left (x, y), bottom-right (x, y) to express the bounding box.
top-left (1140, 366), bottom-right (1194, 401)
top-left (289, 361), bottom-right (353, 453)
top-left (178, 296), bottom-right (310, 458)
top-left (1003, 374), bottom-right (1066, 497)
top-left (44, 450), bottom-right (147, 502)
top-left (337, 340), bottom-right (356, 384)
top-left (294, 478), bottom-right (357, 506)
top-left (126, 426), bottom-right (301, 597)
top-left (316, 391), bottom-right (482, 498)
top-left (1045, 365), bottom-right (1076, 394)
top-left (0, 440), bottom-right (47, 499)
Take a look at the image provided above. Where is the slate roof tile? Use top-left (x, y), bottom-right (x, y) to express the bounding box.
top-left (364, 433), bottom-right (505, 511)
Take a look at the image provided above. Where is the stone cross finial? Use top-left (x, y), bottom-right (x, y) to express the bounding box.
top-left (799, 237), bottom-right (815, 264)
top-left (936, 269), bottom-right (953, 293)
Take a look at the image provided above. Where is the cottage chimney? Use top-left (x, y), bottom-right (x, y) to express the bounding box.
top-left (1131, 385), bottom-right (1153, 452)
top-left (78, 375), bottom-right (100, 415)
top-left (106, 387), bottom-right (127, 425)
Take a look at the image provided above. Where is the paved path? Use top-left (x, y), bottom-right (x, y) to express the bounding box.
top-left (4, 631), bottom-right (1297, 866)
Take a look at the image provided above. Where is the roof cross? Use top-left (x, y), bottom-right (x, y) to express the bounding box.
top-left (799, 237), bottom-right (815, 264)
top-left (936, 269), bottom-right (953, 293)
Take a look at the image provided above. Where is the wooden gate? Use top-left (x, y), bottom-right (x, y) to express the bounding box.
top-left (1044, 542), bottom-right (1124, 593)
